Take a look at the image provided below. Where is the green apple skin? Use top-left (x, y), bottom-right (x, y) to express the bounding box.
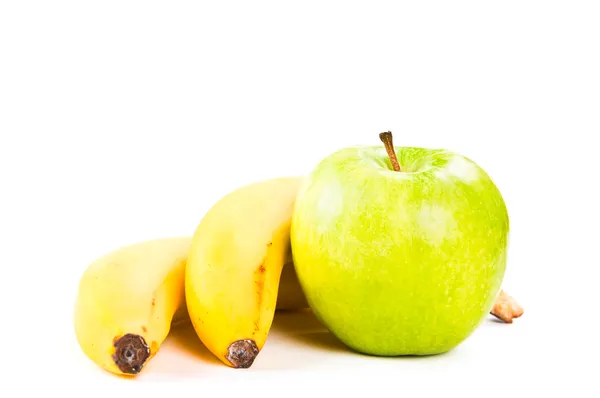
top-left (290, 146), bottom-right (509, 356)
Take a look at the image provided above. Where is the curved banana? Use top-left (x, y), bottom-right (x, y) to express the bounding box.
top-left (185, 176), bottom-right (304, 368)
top-left (73, 237), bottom-right (191, 376)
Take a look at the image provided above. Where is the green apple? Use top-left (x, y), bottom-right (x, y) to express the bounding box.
top-left (290, 133), bottom-right (509, 356)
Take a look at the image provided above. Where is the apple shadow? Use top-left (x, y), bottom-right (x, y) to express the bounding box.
top-left (269, 309), bottom-right (352, 354)
top-left (269, 310), bottom-right (458, 363)
top-left (144, 309), bottom-right (457, 376)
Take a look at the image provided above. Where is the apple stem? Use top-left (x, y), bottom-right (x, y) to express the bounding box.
top-left (379, 131), bottom-right (401, 172)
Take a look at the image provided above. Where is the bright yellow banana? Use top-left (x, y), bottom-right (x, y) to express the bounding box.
top-left (185, 176), bottom-right (304, 368)
top-left (73, 237), bottom-right (191, 376)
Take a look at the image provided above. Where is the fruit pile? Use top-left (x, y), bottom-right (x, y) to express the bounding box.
top-left (73, 132), bottom-right (524, 376)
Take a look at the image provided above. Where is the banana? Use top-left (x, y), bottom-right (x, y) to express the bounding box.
top-left (185, 176), bottom-right (304, 368)
top-left (276, 250), bottom-right (309, 311)
top-left (73, 237), bottom-right (191, 376)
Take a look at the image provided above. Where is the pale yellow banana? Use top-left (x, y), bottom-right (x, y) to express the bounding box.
top-left (73, 237), bottom-right (191, 376)
top-left (276, 250), bottom-right (309, 311)
top-left (185, 176), bottom-right (304, 368)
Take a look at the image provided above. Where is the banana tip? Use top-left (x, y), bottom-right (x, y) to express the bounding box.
top-left (112, 334), bottom-right (150, 375)
top-left (226, 339), bottom-right (259, 369)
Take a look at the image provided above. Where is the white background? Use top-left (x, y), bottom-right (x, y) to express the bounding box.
top-left (1, 1), bottom-right (599, 396)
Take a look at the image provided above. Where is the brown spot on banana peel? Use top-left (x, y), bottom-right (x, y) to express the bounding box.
top-left (254, 261), bottom-right (266, 316)
top-left (246, 249), bottom-right (273, 359)
top-left (141, 326), bottom-right (147, 333)
top-left (112, 334), bottom-right (150, 375)
top-left (250, 257), bottom-right (270, 339)
top-left (253, 320), bottom-right (260, 334)
top-left (226, 339), bottom-right (259, 368)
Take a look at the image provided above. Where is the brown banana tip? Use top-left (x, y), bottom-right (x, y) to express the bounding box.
top-left (226, 339), bottom-right (259, 369)
top-left (112, 334), bottom-right (150, 375)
